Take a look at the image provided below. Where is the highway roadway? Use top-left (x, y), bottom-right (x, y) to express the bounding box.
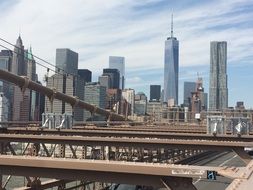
top-left (92, 152), bottom-right (249, 190)
top-left (88, 152), bottom-right (248, 190)
top-left (194, 151), bottom-right (245, 190)
top-left (108, 152), bottom-right (247, 190)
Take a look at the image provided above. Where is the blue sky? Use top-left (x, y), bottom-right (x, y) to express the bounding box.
top-left (0, 0), bottom-right (253, 108)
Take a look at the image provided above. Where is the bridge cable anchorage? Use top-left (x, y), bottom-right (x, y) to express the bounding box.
top-left (91, 105), bottom-right (97, 116)
top-left (71, 96), bottom-right (80, 108)
top-left (49, 88), bottom-right (57, 103)
top-left (20, 76), bottom-right (30, 94)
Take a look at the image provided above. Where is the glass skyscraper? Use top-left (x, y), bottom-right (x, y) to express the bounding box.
top-left (74, 69), bottom-right (92, 121)
top-left (56, 48), bottom-right (78, 76)
top-left (209, 41), bottom-right (228, 110)
top-left (0, 50), bottom-right (12, 120)
top-left (109, 56), bottom-right (125, 89)
top-left (84, 82), bottom-right (106, 121)
top-left (46, 48), bottom-right (79, 119)
top-left (103, 68), bottom-right (120, 89)
top-left (164, 16), bottom-right (179, 105)
top-left (150, 85), bottom-right (161, 101)
top-left (183, 82), bottom-right (196, 107)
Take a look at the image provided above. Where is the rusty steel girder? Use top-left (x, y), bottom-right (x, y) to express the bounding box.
top-left (3, 127), bottom-right (253, 142)
top-left (0, 69), bottom-right (125, 121)
top-left (0, 155), bottom-right (252, 189)
top-left (0, 134), bottom-right (252, 150)
top-left (0, 133), bottom-right (252, 164)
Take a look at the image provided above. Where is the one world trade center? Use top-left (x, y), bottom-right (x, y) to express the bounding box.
top-left (164, 14), bottom-right (179, 105)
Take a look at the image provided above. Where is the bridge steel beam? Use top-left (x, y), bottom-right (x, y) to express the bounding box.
top-left (0, 155), bottom-right (251, 189)
top-left (14, 179), bottom-right (70, 190)
top-left (0, 69), bottom-right (125, 121)
top-left (72, 125), bottom-right (206, 133)
top-left (3, 128), bottom-right (253, 142)
top-left (0, 155), bottom-right (235, 189)
top-left (0, 134), bottom-right (252, 152)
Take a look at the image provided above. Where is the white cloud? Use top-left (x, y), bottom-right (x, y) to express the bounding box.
top-left (0, 0), bottom-right (253, 106)
top-left (126, 76), bottom-right (143, 84)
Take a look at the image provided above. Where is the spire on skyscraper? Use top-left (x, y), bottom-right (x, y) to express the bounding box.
top-left (171, 14), bottom-right (173, 38)
top-left (28, 45), bottom-right (33, 60)
top-left (16, 34), bottom-right (23, 47)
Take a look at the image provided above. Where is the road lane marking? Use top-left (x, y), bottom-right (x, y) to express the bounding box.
top-left (193, 154), bottom-right (238, 185)
top-left (219, 155), bottom-right (237, 166)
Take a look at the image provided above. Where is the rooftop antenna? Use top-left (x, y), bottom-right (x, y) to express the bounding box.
top-left (19, 28), bottom-right (21, 38)
top-left (171, 14), bottom-right (173, 38)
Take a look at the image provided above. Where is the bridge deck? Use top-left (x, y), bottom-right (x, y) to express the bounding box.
top-left (0, 155), bottom-right (246, 188)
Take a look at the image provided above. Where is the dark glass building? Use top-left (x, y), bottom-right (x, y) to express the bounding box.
top-left (150, 85), bottom-right (161, 101)
top-left (56, 48), bottom-right (78, 76)
top-left (0, 50), bottom-right (12, 72)
top-left (75, 69), bottom-right (92, 121)
top-left (109, 56), bottom-right (125, 89)
top-left (183, 82), bottom-right (196, 107)
top-left (78, 69), bottom-right (92, 83)
top-left (103, 68), bottom-right (120, 89)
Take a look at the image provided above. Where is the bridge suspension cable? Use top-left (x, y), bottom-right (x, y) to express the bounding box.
top-left (0, 69), bottom-right (126, 121)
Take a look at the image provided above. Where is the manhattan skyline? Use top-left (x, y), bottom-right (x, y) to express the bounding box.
top-left (0, 0), bottom-right (253, 107)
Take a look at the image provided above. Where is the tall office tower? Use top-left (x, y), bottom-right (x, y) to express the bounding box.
top-left (135, 92), bottom-right (147, 101)
top-left (183, 82), bottom-right (196, 107)
top-left (161, 89), bottom-right (164, 103)
top-left (99, 75), bottom-right (110, 89)
top-left (235, 101), bottom-right (244, 110)
top-left (74, 69), bottom-right (92, 121)
top-left (45, 48), bottom-right (79, 119)
top-left (0, 50), bottom-right (12, 72)
top-left (0, 50), bottom-right (12, 120)
top-left (56, 48), bottom-right (78, 76)
top-left (146, 101), bottom-right (163, 121)
top-left (45, 74), bottom-right (75, 114)
top-left (12, 87), bottom-right (30, 121)
top-left (11, 35), bottom-right (26, 75)
top-left (109, 56), bottom-right (125, 89)
top-left (0, 92), bottom-right (9, 124)
top-left (164, 15), bottom-right (179, 105)
top-left (84, 82), bottom-right (106, 121)
top-left (39, 87), bottom-right (45, 121)
top-left (103, 68), bottom-right (120, 89)
top-left (12, 35), bottom-right (30, 121)
top-left (209, 41), bottom-right (228, 111)
top-left (122, 88), bottom-right (135, 116)
top-left (26, 47), bottom-right (41, 121)
top-left (196, 77), bottom-right (208, 111)
top-left (203, 93), bottom-right (208, 110)
top-left (150, 85), bottom-right (161, 101)
top-left (26, 47), bottom-right (37, 81)
top-left (191, 77), bottom-right (208, 113)
top-left (78, 69), bottom-right (92, 83)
